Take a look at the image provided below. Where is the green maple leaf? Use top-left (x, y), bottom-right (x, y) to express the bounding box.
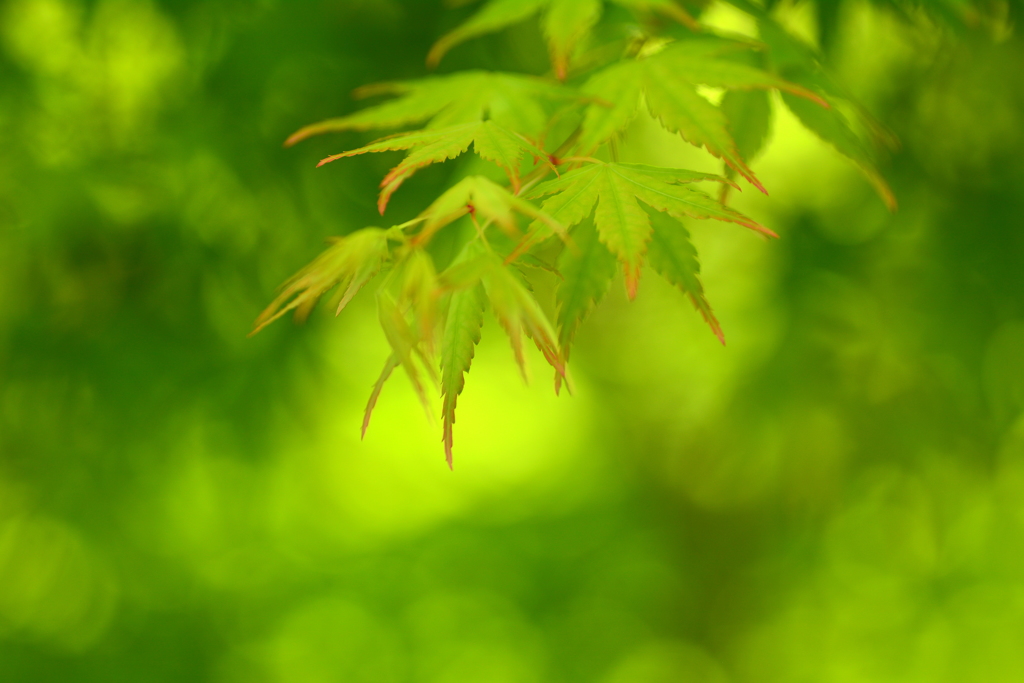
top-left (250, 227), bottom-right (394, 336)
top-left (428, 0), bottom-right (697, 77)
top-left (644, 207), bottom-right (724, 344)
top-left (412, 175), bottom-right (564, 246)
top-left (526, 161), bottom-right (765, 298)
top-left (364, 248), bottom-right (442, 437)
top-left (435, 247), bottom-right (564, 465)
top-left (439, 280), bottom-right (486, 468)
top-left (553, 214), bottom-right (617, 393)
top-left (316, 121), bottom-right (552, 214)
top-left (285, 71), bottom-right (575, 145)
top-left (747, 10), bottom-right (898, 209)
top-left (578, 38), bottom-right (827, 192)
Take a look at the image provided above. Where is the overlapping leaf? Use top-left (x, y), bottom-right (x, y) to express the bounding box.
top-left (428, 0), bottom-right (697, 76)
top-left (579, 38), bottom-right (827, 191)
top-left (644, 207), bottom-right (723, 344)
top-left (414, 175), bottom-right (564, 246)
top-left (286, 71), bottom-right (575, 145)
top-left (752, 14), bottom-right (898, 209)
top-left (527, 161), bottom-right (766, 298)
top-left (250, 227), bottom-right (392, 335)
top-left (553, 214), bottom-right (617, 393)
top-left (317, 121), bottom-right (550, 213)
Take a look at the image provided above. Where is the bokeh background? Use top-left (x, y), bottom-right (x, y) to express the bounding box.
top-left (2, 0), bottom-right (1023, 680)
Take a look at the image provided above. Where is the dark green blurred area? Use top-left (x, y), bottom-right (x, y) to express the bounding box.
top-left (2, 0), bottom-right (1024, 680)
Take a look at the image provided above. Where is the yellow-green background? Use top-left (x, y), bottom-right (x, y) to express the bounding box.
top-left (1, 0), bottom-right (1023, 680)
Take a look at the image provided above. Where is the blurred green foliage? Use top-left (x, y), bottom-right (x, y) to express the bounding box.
top-left (1, 0), bottom-right (1023, 681)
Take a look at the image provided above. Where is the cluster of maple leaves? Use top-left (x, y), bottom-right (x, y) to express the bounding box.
top-left (253, 0), bottom-right (895, 467)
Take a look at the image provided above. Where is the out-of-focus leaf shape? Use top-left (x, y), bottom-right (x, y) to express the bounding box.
top-left (579, 38), bottom-right (827, 192)
top-left (554, 214), bottom-right (617, 393)
top-left (316, 121), bottom-right (550, 213)
top-left (644, 207), bottom-right (724, 344)
top-left (250, 227), bottom-right (392, 335)
top-left (428, 0), bottom-right (697, 75)
top-left (526, 161), bottom-right (768, 298)
top-left (415, 175), bottom-right (564, 245)
top-left (439, 279), bottom-right (486, 468)
top-left (285, 71), bottom-right (576, 145)
top-left (754, 16), bottom-right (898, 210)
top-left (543, 0), bottom-right (603, 79)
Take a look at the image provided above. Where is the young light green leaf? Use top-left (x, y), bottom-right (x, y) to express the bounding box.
top-left (439, 283), bottom-right (486, 468)
top-left (644, 207), bottom-right (724, 344)
top-left (250, 227), bottom-right (390, 335)
top-left (316, 121), bottom-right (549, 213)
top-left (415, 176), bottom-right (564, 245)
top-left (527, 161), bottom-right (771, 298)
top-left (554, 214), bottom-right (616, 393)
top-left (577, 38), bottom-right (827, 191)
top-left (377, 290), bottom-right (435, 422)
top-left (286, 71), bottom-right (575, 145)
top-left (478, 255), bottom-right (564, 381)
top-left (577, 60), bottom-right (645, 153)
top-left (362, 354), bottom-right (400, 439)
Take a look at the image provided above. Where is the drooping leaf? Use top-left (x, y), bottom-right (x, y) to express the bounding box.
top-left (721, 88), bottom-right (772, 164)
top-left (781, 92), bottom-right (897, 211)
top-left (415, 176), bottom-right (564, 245)
top-left (485, 261), bottom-right (564, 382)
top-left (362, 354), bottom-right (400, 439)
top-left (754, 16), bottom-right (898, 210)
top-left (578, 38), bottom-right (827, 191)
top-left (439, 282), bottom-right (486, 468)
top-left (316, 121), bottom-right (550, 213)
top-left (398, 249), bottom-right (440, 350)
top-left (377, 289), bottom-right (435, 422)
top-left (644, 207), bottom-right (724, 344)
top-left (527, 161), bottom-right (770, 298)
top-left (719, 88), bottom-right (772, 200)
top-left (429, 0), bottom-right (699, 74)
top-left (553, 214), bottom-right (617, 392)
top-left (285, 71), bottom-right (575, 145)
top-left (250, 227), bottom-right (391, 335)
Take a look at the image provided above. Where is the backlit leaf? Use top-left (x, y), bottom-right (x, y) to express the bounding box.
top-left (416, 176), bottom-right (563, 245)
top-left (554, 214), bottom-right (617, 392)
top-left (317, 122), bottom-right (549, 213)
top-left (644, 207), bottom-right (724, 343)
top-left (578, 38), bottom-right (827, 191)
top-left (250, 227), bottom-right (391, 335)
top-left (439, 282), bottom-right (486, 468)
top-left (528, 161), bottom-right (771, 298)
top-left (479, 255), bottom-right (564, 381)
top-left (285, 71), bottom-right (573, 145)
